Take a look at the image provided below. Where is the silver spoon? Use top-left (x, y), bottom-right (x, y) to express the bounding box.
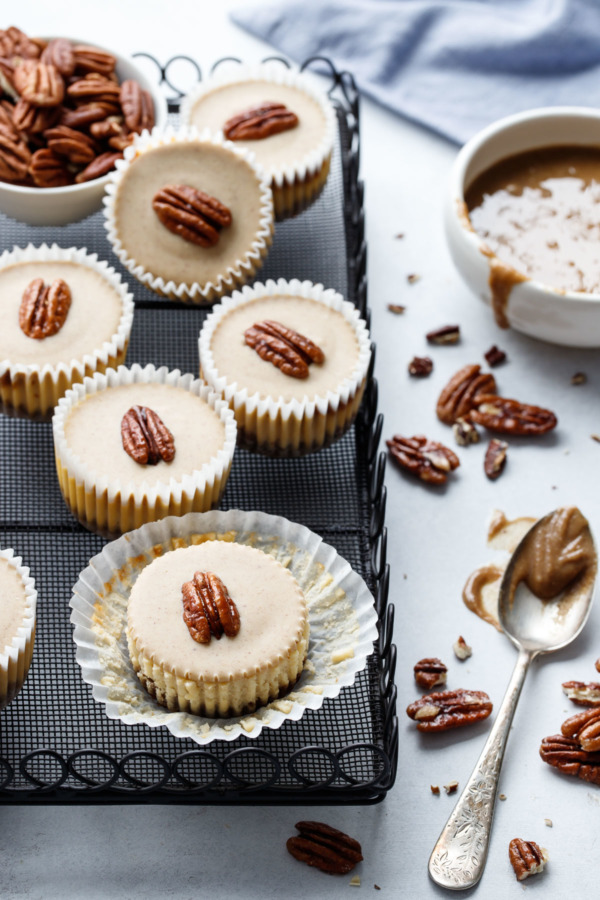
top-left (428, 508), bottom-right (597, 891)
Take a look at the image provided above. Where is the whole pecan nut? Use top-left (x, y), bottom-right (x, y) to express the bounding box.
top-left (152, 184), bottom-right (232, 247)
top-left (0, 129), bottom-right (31, 181)
top-left (19, 278), bottom-right (72, 339)
top-left (406, 688), bottom-right (493, 732)
top-left (181, 571), bottom-right (240, 644)
top-left (436, 364), bottom-right (497, 425)
top-left (508, 838), bottom-right (548, 881)
top-left (29, 147), bottom-right (71, 187)
top-left (484, 438), bottom-right (508, 480)
top-left (539, 734), bottom-right (600, 784)
top-left (562, 681), bottom-right (600, 707)
top-left (66, 73), bottom-right (120, 104)
top-left (561, 707), bottom-right (600, 751)
top-left (386, 434), bottom-right (460, 485)
top-left (286, 821), bottom-right (363, 875)
top-left (120, 79), bottom-right (155, 134)
top-left (224, 101), bottom-right (299, 141)
top-left (121, 405), bottom-right (175, 465)
top-left (41, 38), bottom-right (75, 77)
top-left (14, 59), bottom-right (64, 107)
top-left (414, 658), bottom-right (447, 690)
top-left (244, 320), bottom-right (325, 379)
top-left (72, 44), bottom-right (116, 77)
top-left (470, 395), bottom-right (557, 436)
top-left (43, 124), bottom-right (97, 165)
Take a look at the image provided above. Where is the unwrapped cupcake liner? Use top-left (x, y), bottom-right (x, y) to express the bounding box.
top-left (198, 278), bottom-right (372, 456)
top-left (52, 363), bottom-right (238, 538)
top-left (180, 62), bottom-right (336, 218)
top-left (102, 126), bottom-right (274, 303)
top-left (0, 548), bottom-right (37, 710)
top-left (70, 509), bottom-right (378, 745)
top-left (0, 243), bottom-right (134, 418)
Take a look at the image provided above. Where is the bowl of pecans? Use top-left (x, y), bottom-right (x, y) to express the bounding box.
top-left (0, 28), bottom-right (168, 225)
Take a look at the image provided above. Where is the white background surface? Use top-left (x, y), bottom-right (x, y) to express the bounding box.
top-left (3, 2), bottom-right (600, 898)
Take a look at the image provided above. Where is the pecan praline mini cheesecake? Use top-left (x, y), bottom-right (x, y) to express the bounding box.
top-left (103, 127), bottom-right (274, 303)
top-left (126, 539), bottom-right (309, 717)
top-left (198, 279), bottom-right (372, 456)
top-left (52, 364), bottom-right (237, 537)
top-left (181, 63), bottom-right (336, 219)
top-left (0, 548), bottom-right (37, 710)
top-left (0, 244), bottom-right (134, 418)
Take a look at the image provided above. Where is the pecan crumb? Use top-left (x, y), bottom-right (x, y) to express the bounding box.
top-left (544, 818), bottom-right (553, 827)
top-left (430, 784), bottom-right (440, 795)
top-left (453, 636), bottom-right (472, 660)
top-left (499, 793), bottom-right (507, 801)
top-left (453, 417), bottom-right (479, 447)
top-left (484, 345), bottom-right (507, 367)
top-left (387, 303), bottom-right (405, 314)
top-left (508, 838), bottom-right (548, 881)
top-left (374, 886), bottom-right (381, 891)
top-left (562, 680), bottom-right (600, 706)
top-left (484, 439), bottom-right (508, 480)
top-left (407, 273), bottom-right (420, 284)
top-left (414, 658), bottom-right (447, 689)
top-left (571, 372), bottom-right (587, 385)
top-left (426, 324), bottom-right (460, 345)
top-left (394, 233), bottom-right (404, 239)
top-left (444, 781), bottom-right (459, 795)
top-left (592, 434), bottom-right (600, 444)
top-left (408, 355), bottom-right (433, 377)
top-left (596, 658), bottom-right (600, 673)
top-left (349, 875), bottom-right (361, 886)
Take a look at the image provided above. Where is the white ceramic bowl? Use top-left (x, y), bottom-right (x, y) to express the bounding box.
top-left (0, 40), bottom-right (168, 226)
top-left (444, 107), bottom-right (600, 348)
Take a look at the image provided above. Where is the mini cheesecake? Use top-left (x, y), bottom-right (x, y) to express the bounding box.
top-left (127, 540), bottom-right (309, 717)
top-left (0, 549), bottom-right (36, 710)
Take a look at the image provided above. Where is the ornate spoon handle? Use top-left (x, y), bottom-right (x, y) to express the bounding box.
top-left (428, 648), bottom-right (532, 891)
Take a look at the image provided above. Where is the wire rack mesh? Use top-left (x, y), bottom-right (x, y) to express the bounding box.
top-left (0, 55), bottom-right (397, 804)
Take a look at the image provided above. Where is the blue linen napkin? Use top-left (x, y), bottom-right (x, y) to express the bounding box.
top-left (231, 0), bottom-right (600, 144)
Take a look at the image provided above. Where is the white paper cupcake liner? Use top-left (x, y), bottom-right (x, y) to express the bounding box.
top-left (198, 278), bottom-right (372, 455)
top-left (0, 243), bottom-right (134, 418)
top-left (70, 509), bottom-right (378, 745)
top-left (180, 62), bottom-right (336, 218)
top-left (52, 363), bottom-right (238, 537)
top-left (0, 548), bottom-right (37, 709)
top-left (102, 126), bottom-right (274, 303)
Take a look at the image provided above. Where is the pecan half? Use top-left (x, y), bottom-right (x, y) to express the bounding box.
top-left (152, 184), bottom-right (232, 247)
top-left (74, 150), bottom-right (122, 183)
top-left (562, 681), bottom-right (600, 707)
top-left (244, 320), bottom-right (324, 379)
top-left (224, 101), bottom-right (298, 141)
top-left (72, 45), bottom-right (116, 77)
top-left (0, 99), bottom-right (18, 138)
top-left (406, 688), bottom-right (493, 732)
top-left (60, 100), bottom-right (120, 129)
top-left (66, 72), bottom-right (120, 105)
top-left (120, 79), bottom-right (155, 134)
top-left (436, 364), bottom-right (497, 425)
top-left (562, 707), bottom-right (600, 751)
top-left (29, 147), bottom-right (71, 187)
top-left (508, 838), bottom-right (548, 881)
top-left (14, 59), bottom-right (64, 107)
top-left (44, 125), bottom-right (97, 165)
top-left (471, 395), bottom-right (557, 436)
top-left (286, 821), bottom-right (363, 875)
top-left (386, 434), bottom-right (460, 485)
top-left (19, 278), bottom-right (71, 339)
top-left (120, 405), bottom-right (175, 465)
top-left (181, 571), bottom-right (240, 644)
top-left (408, 356), bottom-right (433, 377)
top-left (539, 734), bottom-right (600, 784)
top-left (0, 128), bottom-right (31, 181)
top-left (13, 98), bottom-right (59, 135)
top-left (414, 658), bottom-right (447, 690)
top-left (484, 438), bottom-right (508, 480)
top-left (41, 38), bottom-right (75, 77)
top-left (426, 324), bottom-right (460, 345)
top-left (0, 27), bottom-right (41, 60)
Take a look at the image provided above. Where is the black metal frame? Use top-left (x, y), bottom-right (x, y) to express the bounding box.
top-left (0, 55), bottom-right (397, 804)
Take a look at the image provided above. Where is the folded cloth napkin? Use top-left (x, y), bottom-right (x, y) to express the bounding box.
top-left (231, 0), bottom-right (600, 144)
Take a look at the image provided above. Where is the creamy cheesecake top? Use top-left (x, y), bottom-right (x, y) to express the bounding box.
top-left (0, 556), bottom-right (28, 651)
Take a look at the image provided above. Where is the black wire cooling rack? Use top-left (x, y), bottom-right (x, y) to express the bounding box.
top-left (0, 55), bottom-right (398, 805)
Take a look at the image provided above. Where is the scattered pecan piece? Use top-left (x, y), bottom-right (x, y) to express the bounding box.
top-left (120, 405), bottom-right (175, 465)
top-left (453, 417), bottom-right (479, 446)
top-left (592, 434), bottom-right (600, 444)
top-left (386, 435), bottom-right (460, 485)
top-left (436, 364), bottom-right (497, 425)
top-left (74, 150), bottom-right (122, 183)
top-left (484, 345), bottom-right (507, 367)
top-left (562, 707), bottom-right (600, 751)
top-left (562, 681), bottom-right (600, 707)
top-left (597, 658), bottom-right (600, 673)
top-left (72, 44), bottom-right (116, 77)
top-left (29, 147), bottom-right (71, 187)
top-left (387, 303), bottom-right (405, 314)
top-left (181, 571), bottom-right (240, 644)
top-left (120, 79), bottom-right (155, 134)
top-left (453, 636), bottom-right (472, 660)
top-left (152, 184), bottom-right (232, 247)
top-left (539, 734), bottom-right (600, 784)
top-left (286, 821), bottom-right (363, 875)
top-left (430, 784), bottom-right (440, 795)
top-left (484, 438), bottom-right (508, 480)
top-left (471, 395), bottom-right (557, 436)
top-left (508, 838), bottom-right (548, 881)
top-left (407, 273), bottom-right (420, 284)
top-left (41, 38), bottom-right (75, 77)
top-left (0, 128), bottom-right (31, 181)
top-left (426, 324), bottom-right (460, 345)
top-left (408, 356), bottom-right (433, 377)
top-left (414, 658), bottom-right (447, 690)
top-left (224, 101), bottom-right (298, 141)
top-left (14, 59), bottom-right (64, 107)
top-left (444, 781), bottom-right (459, 795)
top-left (406, 688), bottom-right (493, 732)
top-left (43, 124), bottom-right (97, 165)
top-left (19, 278), bottom-right (71, 339)
top-left (244, 320), bottom-right (324, 379)
top-left (571, 372), bottom-right (587, 386)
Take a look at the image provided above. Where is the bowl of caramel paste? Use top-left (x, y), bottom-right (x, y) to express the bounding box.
top-left (445, 107), bottom-right (600, 347)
